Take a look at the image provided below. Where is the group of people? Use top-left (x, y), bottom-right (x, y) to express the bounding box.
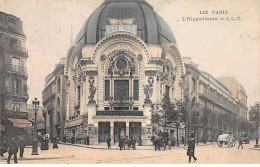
top-left (0, 135), bottom-right (26, 164)
top-left (119, 136), bottom-right (137, 150)
top-left (106, 136), bottom-right (137, 150)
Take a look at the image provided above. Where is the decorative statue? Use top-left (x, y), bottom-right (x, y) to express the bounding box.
top-left (88, 76), bottom-right (96, 104)
top-left (143, 85), bottom-right (153, 104)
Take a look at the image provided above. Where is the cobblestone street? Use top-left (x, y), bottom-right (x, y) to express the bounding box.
top-left (0, 141), bottom-right (259, 164)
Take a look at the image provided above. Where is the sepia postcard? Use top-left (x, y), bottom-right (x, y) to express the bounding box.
top-left (0, 0), bottom-right (259, 165)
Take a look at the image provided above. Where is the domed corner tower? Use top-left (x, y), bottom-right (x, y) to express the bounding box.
top-left (65, 0), bottom-right (186, 145)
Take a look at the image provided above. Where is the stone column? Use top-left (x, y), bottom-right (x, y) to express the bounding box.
top-left (110, 121), bottom-right (114, 144)
top-left (126, 121), bottom-right (129, 138)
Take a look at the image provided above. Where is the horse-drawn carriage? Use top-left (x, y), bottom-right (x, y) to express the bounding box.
top-left (152, 132), bottom-right (172, 151)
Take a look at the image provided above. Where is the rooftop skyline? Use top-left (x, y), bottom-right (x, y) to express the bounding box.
top-left (1, 0), bottom-right (259, 106)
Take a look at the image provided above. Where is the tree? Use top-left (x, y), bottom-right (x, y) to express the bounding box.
top-left (191, 103), bottom-right (202, 144)
top-left (201, 106), bottom-right (210, 143)
top-left (249, 102), bottom-right (260, 146)
top-left (151, 95), bottom-right (176, 132)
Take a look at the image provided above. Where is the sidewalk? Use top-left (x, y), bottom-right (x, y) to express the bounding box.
top-left (60, 141), bottom-right (214, 150)
top-left (0, 143), bottom-right (71, 164)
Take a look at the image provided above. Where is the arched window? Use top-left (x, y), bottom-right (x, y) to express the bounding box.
top-left (57, 112), bottom-right (61, 124)
top-left (57, 78), bottom-right (61, 91)
top-left (57, 97), bottom-right (60, 107)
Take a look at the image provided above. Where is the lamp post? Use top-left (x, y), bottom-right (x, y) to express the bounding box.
top-left (32, 98), bottom-right (39, 155)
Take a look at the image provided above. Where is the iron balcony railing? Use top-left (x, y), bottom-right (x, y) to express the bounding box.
top-left (2, 86), bottom-right (28, 97)
top-left (8, 46), bottom-right (28, 54)
top-left (3, 110), bottom-right (28, 119)
top-left (6, 64), bottom-right (28, 76)
top-left (96, 110), bottom-right (143, 116)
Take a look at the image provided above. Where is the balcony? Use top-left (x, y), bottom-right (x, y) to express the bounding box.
top-left (42, 85), bottom-right (56, 102)
top-left (96, 110), bottom-right (143, 116)
top-left (2, 86), bottom-right (28, 98)
top-left (3, 110), bottom-right (28, 119)
top-left (8, 46), bottom-right (28, 57)
top-left (199, 89), bottom-right (238, 114)
top-left (6, 64), bottom-right (28, 76)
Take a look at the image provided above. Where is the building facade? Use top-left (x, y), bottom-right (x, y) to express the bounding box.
top-left (41, 0), bottom-right (253, 145)
top-left (64, 0), bottom-right (185, 144)
top-left (42, 58), bottom-right (66, 141)
top-left (184, 57), bottom-right (249, 142)
top-left (0, 12), bottom-right (30, 138)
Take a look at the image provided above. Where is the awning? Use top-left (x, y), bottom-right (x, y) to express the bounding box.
top-left (7, 118), bottom-right (32, 128)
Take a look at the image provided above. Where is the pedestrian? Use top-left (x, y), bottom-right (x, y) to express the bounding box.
top-left (71, 137), bottom-right (75, 144)
top-left (7, 137), bottom-right (19, 164)
top-left (237, 138), bottom-right (243, 149)
top-left (119, 136), bottom-right (124, 151)
top-left (0, 137), bottom-right (7, 157)
top-left (182, 136), bottom-right (185, 144)
top-left (107, 137), bottom-right (111, 149)
top-left (132, 138), bottom-right (136, 150)
top-left (86, 136), bottom-right (90, 145)
top-left (53, 137), bottom-right (58, 149)
top-left (187, 134), bottom-right (197, 163)
top-left (19, 135), bottom-right (26, 158)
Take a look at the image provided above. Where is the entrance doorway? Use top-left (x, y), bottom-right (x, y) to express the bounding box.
top-left (114, 122), bottom-right (126, 143)
top-left (98, 122), bottom-right (110, 142)
top-left (129, 122), bottom-right (141, 141)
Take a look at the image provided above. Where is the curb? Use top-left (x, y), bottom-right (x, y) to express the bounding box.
top-left (1, 156), bottom-right (73, 161)
top-left (60, 142), bottom-right (214, 150)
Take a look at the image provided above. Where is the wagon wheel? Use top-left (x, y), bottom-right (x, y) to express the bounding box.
top-left (218, 141), bottom-right (223, 147)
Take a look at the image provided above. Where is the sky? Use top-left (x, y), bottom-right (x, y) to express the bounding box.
top-left (0, 0), bottom-right (259, 107)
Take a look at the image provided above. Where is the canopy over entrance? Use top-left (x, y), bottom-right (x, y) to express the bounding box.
top-left (7, 118), bottom-right (32, 128)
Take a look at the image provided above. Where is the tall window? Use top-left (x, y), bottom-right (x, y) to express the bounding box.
top-left (12, 102), bottom-right (20, 111)
top-left (105, 80), bottom-right (110, 101)
top-left (57, 78), bottom-right (61, 92)
top-left (12, 57), bottom-right (20, 71)
top-left (133, 80), bottom-right (139, 101)
top-left (12, 78), bottom-right (21, 94)
top-left (192, 78), bottom-right (196, 92)
top-left (165, 85), bottom-right (170, 98)
top-left (114, 80), bottom-right (129, 100)
top-left (77, 86), bottom-right (80, 105)
top-left (8, 17), bottom-right (16, 31)
top-left (57, 97), bottom-right (60, 107)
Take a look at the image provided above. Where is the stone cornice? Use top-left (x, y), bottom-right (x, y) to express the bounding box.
top-left (93, 116), bottom-right (148, 119)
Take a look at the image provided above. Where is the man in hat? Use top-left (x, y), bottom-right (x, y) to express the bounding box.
top-left (237, 137), bottom-right (243, 149)
top-left (187, 134), bottom-right (197, 163)
top-left (19, 135), bottom-right (26, 158)
top-left (107, 137), bottom-right (111, 149)
top-left (119, 136), bottom-right (124, 151)
top-left (7, 137), bottom-right (19, 164)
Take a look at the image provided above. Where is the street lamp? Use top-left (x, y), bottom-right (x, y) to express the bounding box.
top-left (32, 98), bottom-right (39, 155)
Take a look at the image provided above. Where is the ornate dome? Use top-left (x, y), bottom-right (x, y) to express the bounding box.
top-left (75, 0), bottom-right (176, 46)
